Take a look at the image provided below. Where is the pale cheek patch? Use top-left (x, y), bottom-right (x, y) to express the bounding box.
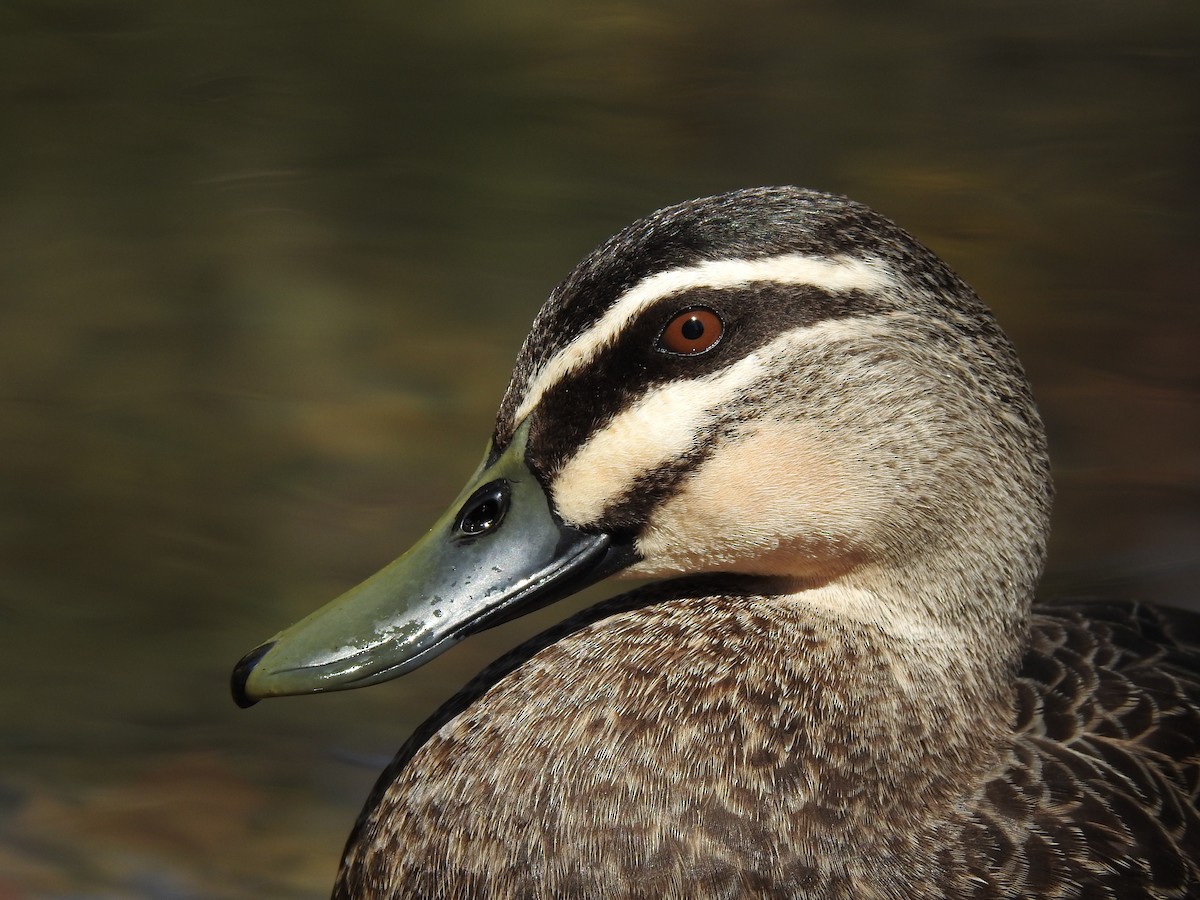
top-left (548, 316), bottom-right (895, 532)
top-left (548, 346), bottom-right (777, 526)
top-left (549, 376), bottom-right (738, 528)
top-left (630, 422), bottom-right (885, 580)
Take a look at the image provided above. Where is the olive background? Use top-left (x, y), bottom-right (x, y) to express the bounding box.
top-left (2, 2), bottom-right (1198, 897)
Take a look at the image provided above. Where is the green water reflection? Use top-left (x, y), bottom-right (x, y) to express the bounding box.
top-left (2, 2), bottom-right (1198, 896)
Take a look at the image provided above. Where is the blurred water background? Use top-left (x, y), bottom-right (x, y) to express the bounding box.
top-left (1, 1), bottom-right (1198, 896)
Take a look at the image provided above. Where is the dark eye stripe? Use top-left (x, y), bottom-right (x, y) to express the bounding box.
top-left (493, 188), bottom-right (917, 449)
top-left (525, 284), bottom-right (886, 484)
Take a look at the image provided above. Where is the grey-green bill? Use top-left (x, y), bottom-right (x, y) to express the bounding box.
top-left (231, 420), bottom-right (636, 707)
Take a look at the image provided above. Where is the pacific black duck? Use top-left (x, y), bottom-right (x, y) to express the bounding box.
top-left (234, 187), bottom-right (1200, 899)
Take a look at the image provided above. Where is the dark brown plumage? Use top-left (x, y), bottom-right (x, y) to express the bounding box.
top-left (961, 602), bottom-right (1200, 898)
top-left (334, 589), bottom-right (1199, 899)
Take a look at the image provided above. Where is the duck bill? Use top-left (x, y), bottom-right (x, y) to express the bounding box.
top-left (231, 420), bottom-right (636, 707)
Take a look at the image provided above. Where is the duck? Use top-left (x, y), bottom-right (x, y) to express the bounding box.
top-left (231, 186), bottom-right (1200, 899)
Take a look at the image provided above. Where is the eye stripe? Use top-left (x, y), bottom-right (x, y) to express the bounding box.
top-left (525, 283), bottom-right (888, 483)
top-left (512, 253), bottom-right (893, 426)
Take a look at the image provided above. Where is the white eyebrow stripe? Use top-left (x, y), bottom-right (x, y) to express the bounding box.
top-left (550, 315), bottom-right (894, 527)
top-left (514, 253), bottom-right (893, 424)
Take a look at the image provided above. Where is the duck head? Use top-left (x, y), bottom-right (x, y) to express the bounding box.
top-left (232, 187), bottom-right (1052, 707)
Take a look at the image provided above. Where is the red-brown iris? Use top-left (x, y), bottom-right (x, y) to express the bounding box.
top-left (658, 307), bottom-right (724, 355)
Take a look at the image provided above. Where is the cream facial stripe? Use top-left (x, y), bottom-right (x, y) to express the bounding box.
top-left (550, 316), bottom-right (894, 527)
top-left (513, 253), bottom-right (893, 424)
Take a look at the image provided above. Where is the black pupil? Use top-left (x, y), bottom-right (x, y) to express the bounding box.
top-left (681, 317), bottom-right (704, 341)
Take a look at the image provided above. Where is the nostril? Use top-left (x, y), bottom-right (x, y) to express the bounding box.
top-left (456, 481), bottom-right (510, 537)
top-left (463, 498), bottom-right (501, 533)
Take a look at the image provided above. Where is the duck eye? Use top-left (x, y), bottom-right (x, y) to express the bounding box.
top-left (658, 307), bottom-right (724, 355)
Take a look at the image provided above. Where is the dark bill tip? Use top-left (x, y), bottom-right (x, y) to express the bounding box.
top-left (231, 640), bottom-right (275, 708)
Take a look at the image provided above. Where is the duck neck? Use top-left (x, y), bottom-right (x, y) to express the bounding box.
top-left (579, 575), bottom-right (1013, 862)
top-left (801, 446), bottom-right (1048, 690)
top-left (750, 573), bottom-right (1021, 833)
